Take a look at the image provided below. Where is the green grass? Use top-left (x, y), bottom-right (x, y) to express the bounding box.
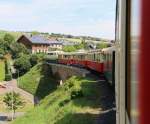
top-left (12, 76), bottom-right (103, 124)
top-left (18, 63), bottom-right (58, 99)
top-left (59, 38), bottom-right (82, 43)
top-left (0, 60), bottom-right (5, 81)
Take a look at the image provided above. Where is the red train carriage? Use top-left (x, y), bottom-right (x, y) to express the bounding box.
top-left (86, 51), bottom-right (104, 73)
top-left (58, 49), bottom-right (110, 74)
top-left (102, 46), bottom-right (116, 86)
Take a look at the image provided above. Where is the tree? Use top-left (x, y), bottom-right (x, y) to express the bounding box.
top-left (3, 33), bottom-right (15, 45)
top-left (0, 34), bottom-right (15, 54)
top-left (3, 92), bottom-right (24, 120)
top-left (0, 38), bottom-right (9, 54)
top-left (0, 48), bottom-right (5, 55)
top-left (10, 42), bottom-right (29, 59)
top-left (14, 55), bottom-right (31, 75)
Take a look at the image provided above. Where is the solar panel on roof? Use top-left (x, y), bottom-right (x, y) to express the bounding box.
top-left (25, 35), bottom-right (62, 44)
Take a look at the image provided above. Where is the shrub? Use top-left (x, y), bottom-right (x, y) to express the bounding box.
top-left (14, 55), bottom-right (31, 75)
top-left (5, 60), bottom-right (12, 81)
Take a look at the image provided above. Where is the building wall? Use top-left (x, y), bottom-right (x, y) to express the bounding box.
top-left (32, 44), bottom-right (62, 54)
top-left (18, 36), bottom-right (32, 50)
top-left (49, 44), bottom-right (62, 50)
top-left (18, 35), bottom-right (63, 54)
top-left (32, 44), bottom-right (49, 54)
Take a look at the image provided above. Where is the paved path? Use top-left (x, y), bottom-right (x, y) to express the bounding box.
top-left (0, 79), bottom-right (34, 104)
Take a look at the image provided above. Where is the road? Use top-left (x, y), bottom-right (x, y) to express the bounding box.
top-left (0, 79), bottom-right (34, 103)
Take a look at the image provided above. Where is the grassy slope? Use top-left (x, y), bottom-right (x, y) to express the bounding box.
top-left (59, 38), bottom-right (82, 43)
top-left (12, 76), bottom-right (102, 124)
top-left (0, 60), bottom-right (5, 81)
top-left (18, 63), bottom-right (58, 99)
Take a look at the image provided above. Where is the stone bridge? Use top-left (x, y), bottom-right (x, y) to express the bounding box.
top-left (46, 62), bottom-right (90, 82)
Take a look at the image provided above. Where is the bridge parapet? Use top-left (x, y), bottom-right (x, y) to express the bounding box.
top-left (46, 62), bottom-right (90, 81)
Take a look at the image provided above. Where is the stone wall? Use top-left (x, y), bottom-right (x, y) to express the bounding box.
top-left (46, 63), bottom-right (90, 82)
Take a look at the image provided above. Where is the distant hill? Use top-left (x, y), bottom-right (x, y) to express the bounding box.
top-left (0, 30), bottom-right (111, 43)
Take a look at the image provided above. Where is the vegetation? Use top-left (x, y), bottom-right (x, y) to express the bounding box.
top-left (17, 63), bottom-right (58, 99)
top-left (0, 94), bottom-right (33, 113)
top-left (0, 30), bottom-right (22, 40)
top-left (5, 60), bottom-right (12, 81)
top-left (0, 60), bottom-right (5, 81)
top-left (96, 42), bottom-right (108, 49)
top-left (62, 42), bottom-right (86, 52)
top-left (14, 55), bottom-right (31, 76)
top-left (62, 45), bottom-right (77, 52)
top-left (3, 92), bottom-right (24, 120)
top-left (10, 42), bottom-right (29, 59)
top-left (12, 76), bottom-right (103, 124)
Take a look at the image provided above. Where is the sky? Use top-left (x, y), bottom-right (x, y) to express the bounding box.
top-left (0, 0), bottom-right (116, 39)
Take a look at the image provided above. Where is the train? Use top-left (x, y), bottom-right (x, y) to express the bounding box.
top-left (50, 0), bottom-right (148, 123)
top-left (57, 0), bottom-right (141, 123)
top-left (58, 47), bottom-right (115, 86)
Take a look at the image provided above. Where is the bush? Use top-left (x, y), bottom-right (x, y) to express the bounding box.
top-left (10, 42), bottom-right (29, 59)
top-left (5, 60), bottom-right (12, 81)
top-left (14, 55), bottom-right (31, 75)
top-left (30, 54), bottom-right (38, 67)
top-left (5, 74), bottom-right (12, 81)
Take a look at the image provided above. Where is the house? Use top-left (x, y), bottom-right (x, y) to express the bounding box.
top-left (17, 35), bottom-right (62, 54)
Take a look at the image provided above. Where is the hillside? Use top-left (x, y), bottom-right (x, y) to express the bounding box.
top-left (18, 63), bottom-right (58, 99)
top-left (12, 76), bottom-right (102, 124)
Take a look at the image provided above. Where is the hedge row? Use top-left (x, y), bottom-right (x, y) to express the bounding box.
top-left (5, 60), bottom-right (12, 81)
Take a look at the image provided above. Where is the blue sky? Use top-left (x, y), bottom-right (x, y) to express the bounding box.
top-left (0, 0), bottom-right (116, 39)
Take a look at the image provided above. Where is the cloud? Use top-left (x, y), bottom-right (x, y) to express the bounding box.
top-left (0, 0), bottom-right (116, 39)
top-left (37, 20), bottom-right (115, 39)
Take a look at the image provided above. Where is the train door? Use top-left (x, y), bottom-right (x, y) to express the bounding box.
top-left (116, 0), bottom-right (140, 124)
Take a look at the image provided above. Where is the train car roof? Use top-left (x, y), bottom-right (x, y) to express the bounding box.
top-left (58, 51), bottom-right (87, 55)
